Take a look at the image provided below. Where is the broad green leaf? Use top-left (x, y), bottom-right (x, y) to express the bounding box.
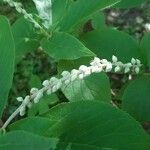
top-left (62, 73), bottom-right (111, 102)
top-left (28, 94), bottom-right (59, 116)
top-left (140, 32), bottom-right (150, 69)
top-left (81, 28), bottom-right (142, 63)
top-left (29, 74), bottom-right (41, 88)
top-left (0, 16), bottom-right (15, 118)
top-left (9, 117), bottom-right (56, 136)
top-left (41, 32), bottom-right (95, 60)
top-left (58, 0), bottom-right (120, 32)
top-left (0, 131), bottom-right (58, 150)
top-left (91, 12), bottom-right (106, 30)
top-left (52, 0), bottom-right (70, 27)
top-left (57, 57), bottom-right (92, 74)
top-left (122, 75), bottom-right (150, 122)
top-left (12, 17), bottom-right (39, 63)
top-left (115, 0), bottom-right (147, 8)
top-left (42, 101), bottom-right (150, 150)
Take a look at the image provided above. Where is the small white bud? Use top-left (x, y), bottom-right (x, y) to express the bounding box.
top-left (105, 63), bottom-right (112, 72)
top-left (115, 66), bottom-right (121, 72)
top-left (136, 59), bottom-right (141, 65)
top-left (101, 59), bottom-right (108, 64)
top-left (79, 65), bottom-right (88, 72)
top-left (71, 74), bottom-right (78, 81)
top-left (90, 57), bottom-right (101, 66)
top-left (61, 71), bottom-right (70, 77)
top-left (17, 97), bottom-right (23, 102)
top-left (112, 55), bottom-right (118, 63)
top-left (126, 63), bottom-right (132, 68)
top-left (33, 91), bottom-right (43, 103)
top-left (78, 73), bottom-right (84, 79)
top-left (56, 80), bottom-right (62, 89)
top-left (52, 85), bottom-right (58, 93)
top-left (71, 69), bottom-right (79, 75)
top-left (90, 66), bottom-right (103, 73)
top-left (61, 71), bottom-right (71, 83)
top-left (71, 69), bottom-right (79, 81)
top-left (23, 96), bottom-right (30, 105)
top-left (128, 74), bottom-right (132, 80)
top-left (79, 65), bottom-right (91, 76)
top-left (42, 80), bottom-right (49, 87)
top-left (131, 58), bottom-right (136, 64)
top-left (117, 61), bottom-right (123, 66)
top-left (30, 88), bottom-right (38, 94)
top-left (46, 88), bottom-right (52, 95)
top-left (124, 67), bottom-right (130, 73)
top-left (27, 102), bottom-right (32, 108)
top-left (64, 79), bottom-right (70, 85)
top-left (135, 67), bottom-right (140, 74)
top-left (49, 77), bottom-right (59, 85)
top-left (19, 106), bottom-right (26, 116)
top-left (93, 57), bottom-right (101, 63)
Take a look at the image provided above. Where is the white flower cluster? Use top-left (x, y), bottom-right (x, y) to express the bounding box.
top-left (3, 0), bottom-right (49, 36)
top-left (33, 0), bottom-right (52, 28)
top-left (111, 56), bottom-right (141, 74)
top-left (16, 56), bottom-right (142, 116)
top-left (2, 56), bottom-right (142, 129)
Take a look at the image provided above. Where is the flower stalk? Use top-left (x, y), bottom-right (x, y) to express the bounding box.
top-left (2, 56), bottom-right (142, 129)
top-left (3, 0), bottom-right (50, 37)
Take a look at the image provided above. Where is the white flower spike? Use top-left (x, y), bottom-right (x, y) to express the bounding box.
top-left (2, 55), bottom-right (142, 130)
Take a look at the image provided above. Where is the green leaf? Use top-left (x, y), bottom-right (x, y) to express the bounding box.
top-left (58, 0), bottom-right (120, 32)
top-left (12, 17), bottom-right (39, 63)
top-left (43, 101), bottom-right (150, 150)
top-left (9, 117), bottom-right (56, 136)
top-left (91, 12), bottom-right (106, 30)
top-left (81, 28), bottom-right (142, 63)
top-left (62, 73), bottom-right (111, 102)
top-left (41, 32), bottom-right (95, 60)
top-left (29, 74), bottom-right (41, 88)
top-left (0, 131), bottom-right (58, 150)
top-left (140, 32), bottom-right (150, 69)
top-left (122, 75), bottom-right (150, 122)
top-left (52, 0), bottom-right (70, 26)
top-left (115, 0), bottom-right (147, 8)
top-left (57, 57), bottom-right (92, 74)
top-left (28, 94), bottom-right (59, 116)
top-left (0, 16), bottom-right (15, 118)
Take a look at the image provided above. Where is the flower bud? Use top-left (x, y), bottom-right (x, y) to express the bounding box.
top-left (23, 96), bottom-right (30, 105)
top-left (131, 58), bottom-right (136, 64)
top-left (27, 102), bottom-right (32, 108)
top-left (30, 88), bottom-right (38, 94)
top-left (112, 55), bottom-right (118, 63)
top-left (17, 97), bottom-right (23, 102)
top-left (78, 73), bottom-right (84, 79)
top-left (124, 67), bottom-right (130, 73)
top-left (135, 67), bottom-right (140, 74)
top-left (105, 63), bottom-right (112, 72)
top-left (33, 91), bottom-right (43, 103)
top-left (46, 88), bottom-right (52, 95)
top-left (42, 80), bottom-right (49, 87)
top-left (115, 66), bottom-right (121, 72)
top-left (19, 106), bottom-right (26, 116)
top-left (136, 59), bottom-right (141, 65)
